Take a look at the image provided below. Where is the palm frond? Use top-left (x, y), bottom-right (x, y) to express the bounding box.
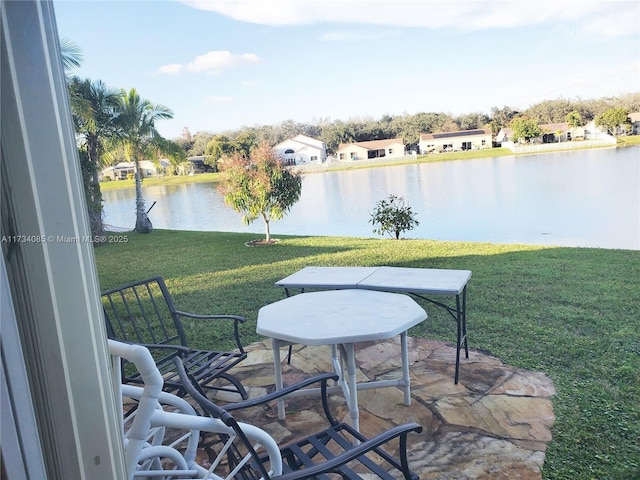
top-left (60, 37), bottom-right (83, 73)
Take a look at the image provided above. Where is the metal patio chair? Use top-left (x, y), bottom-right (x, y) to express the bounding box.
top-left (174, 356), bottom-right (424, 480)
top-left (102, 276), bottom-right (248, 400)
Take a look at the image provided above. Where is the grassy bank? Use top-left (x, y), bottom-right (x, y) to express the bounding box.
top-left (617, 134), bottom-right (640, 147)
top-left (99, 171), bottom-right (223, 191)
top-left (95, 230), bottom-right (640, 479)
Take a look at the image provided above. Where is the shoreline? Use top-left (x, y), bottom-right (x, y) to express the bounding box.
top-left (99, 140), bottom-right (640, 192)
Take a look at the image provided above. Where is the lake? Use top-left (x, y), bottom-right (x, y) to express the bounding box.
top-left (103, 147), bottom-right (640, 250)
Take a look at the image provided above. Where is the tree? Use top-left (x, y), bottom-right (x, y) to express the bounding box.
top-left (219, 143), bottom-right (302, 242)
top-left (205, 134), bottom-right (235, 171)
top-left (151, 136), bottom-right (187, 174)
top-left (509, 117), bottom-right (543, 143)
top-left (595, 107), bottom-right (629, 136)
top-left (115, 88), bottom-right (173, 233)
top-left (566, 110), bottom-right (583, 128)
top-left (525, 98), bottom-right (574, 124)
top-left (187, 131), bottom-right (215, 156)
top-left (69, 78), bottom-right (121, 238)
top-left (370, 194), bottom-right (419, 240)
top-left (319, 120), bottom-right (357, 154)
top-left (233, 131), bottom-right (258, 158)
top-left (61, 40), bottom-right (114, 240)
top-left (455, 112), bottom-right (490, 131)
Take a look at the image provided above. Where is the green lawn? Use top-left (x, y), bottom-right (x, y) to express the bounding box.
top-left (95, 230), bottom-right (640, 479)
top-left (617, 135), bottom-right (640, 146)
top-left (99, 172), bottom-right (223, 191)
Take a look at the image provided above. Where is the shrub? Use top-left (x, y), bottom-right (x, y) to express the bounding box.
top-left (369, 194), bottom-right (419, 239)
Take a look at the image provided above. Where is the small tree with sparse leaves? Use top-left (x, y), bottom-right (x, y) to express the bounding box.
top-left (370, 195), bottom-right (419, 240)
top-left (220, 143), bottom-right (302, 242)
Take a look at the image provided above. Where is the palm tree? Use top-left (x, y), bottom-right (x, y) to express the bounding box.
top-left (116, 88), bottom-right (173, 233)
top-left (61, 39), bottom-right (115, 239)
top-left (69, 78), bottom-right (121, 237)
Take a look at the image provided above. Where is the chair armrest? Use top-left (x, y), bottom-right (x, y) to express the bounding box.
top-left (108, 339), bottom-right (195, 357)
top-left (135, 343), bottom-right (194, 355)
top-left (223, 372), bottom-right (340, 426)
top-left (224, 373), bottom-right (339, 411)
top-left (122, 384), bottom-right (199, 416)
top-left (276, 423), bottom-right (424, 480)
top-left (174, 311), bottom-right (247, 353)
top-left (174, 311), bottom-right (247, 323)
top-left (174, 356), bottom-right (339, 425)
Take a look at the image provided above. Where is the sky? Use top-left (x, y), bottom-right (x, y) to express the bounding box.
top-left (54, 0), bottom-right (640, 140)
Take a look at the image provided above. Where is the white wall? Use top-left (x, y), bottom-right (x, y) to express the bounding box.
top-left (275, 137), bottom-right (327, 164)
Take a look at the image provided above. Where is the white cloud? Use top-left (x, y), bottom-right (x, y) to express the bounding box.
top-left (157, 51), bottom-right (261, 76)
top-left (580, 8), bottom-right (640, 37)
top-left (204, 95), bottom-right (234, 104)
top-left (319, 30), bottom-right (400, 42)
top-left (181, 1), bottom-right (639, 36)
top-left (157, 63), bottom-right (184, 75)
top-left (186, 51), bottom-right (261, 74)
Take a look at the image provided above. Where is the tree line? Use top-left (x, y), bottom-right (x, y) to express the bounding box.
top-left (176, 92), bottom-right (640, 161)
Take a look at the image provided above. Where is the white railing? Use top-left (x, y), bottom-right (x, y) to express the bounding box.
top-left (501, 136), bottom-right (616, 153)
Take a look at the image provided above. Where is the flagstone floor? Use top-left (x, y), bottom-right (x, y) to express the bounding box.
top-left (223, 337), bottom-right (556, 480)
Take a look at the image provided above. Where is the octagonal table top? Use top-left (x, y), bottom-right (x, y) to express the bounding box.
top-left (257, 289), bottom-right (427, 345)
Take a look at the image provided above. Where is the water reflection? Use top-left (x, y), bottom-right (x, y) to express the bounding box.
top-left (103, 147), bottom-right (639, 250)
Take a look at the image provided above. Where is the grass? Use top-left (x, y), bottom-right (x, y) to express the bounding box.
top-left (617, 135), bottom-right (640, 146)
top-left (95, 230), bottom-right (640, 479)
top-left (99, 172), bottom-right (222, 191)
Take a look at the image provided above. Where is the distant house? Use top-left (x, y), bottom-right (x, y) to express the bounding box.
top-left (569, 120), bottom-right (604, 140)
top-left (496, 122), bottom-right (584, 144)
top-left (495, 127), bottom-right (513, 144)
top-left (539, 122), bottom-right (570, 143)
top-left (336, 138), bottom-right (405, 162)
top-left (273, 134), bottom-right (327, 165)
top-left (418, 129), bottom-right (492, 153)
top-left (628, 112), bottom-right (640, 135)
top-left (187, 156), bottom-right (214, 173)
top-left (100, 159), bottom-right (170, 181)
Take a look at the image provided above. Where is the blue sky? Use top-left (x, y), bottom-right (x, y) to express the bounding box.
top-left (54, 0), bottom-right (640, 140)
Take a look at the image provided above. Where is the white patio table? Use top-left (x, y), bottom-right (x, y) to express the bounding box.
top-left (256, 289), bottom-right (427, 432)
top-left (275, 266), bottom-right (472, 383)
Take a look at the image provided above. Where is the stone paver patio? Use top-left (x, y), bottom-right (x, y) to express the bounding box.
top-left (222, 337), bottom-right (556, 479)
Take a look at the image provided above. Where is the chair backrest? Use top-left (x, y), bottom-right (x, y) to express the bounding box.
top-left (102, 277), bottom-right (187, 347)
top-left (174, 356), bottom-right (283, 480)
top-left (108, 339), bottom-right (165, 479)
top-left (110, 340), bottom-right (215, 479)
